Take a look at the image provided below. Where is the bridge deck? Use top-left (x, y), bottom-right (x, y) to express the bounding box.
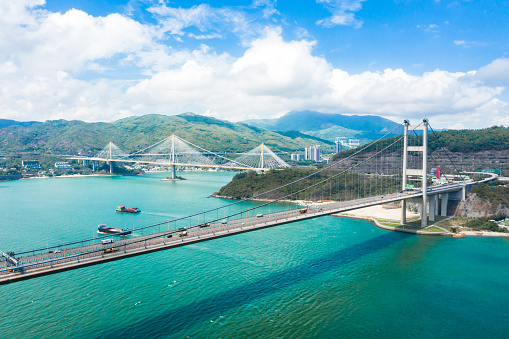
top-left (0, 182), bottom-right (473, 285)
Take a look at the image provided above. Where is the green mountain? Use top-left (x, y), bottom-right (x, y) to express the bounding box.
top-left (243, 110), bottom-right (400, 143)
top-left (0, 113), bottom-right (334, 156)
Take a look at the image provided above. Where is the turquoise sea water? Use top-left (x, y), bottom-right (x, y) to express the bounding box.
top-left (1, 172), bottom-right (509, 338)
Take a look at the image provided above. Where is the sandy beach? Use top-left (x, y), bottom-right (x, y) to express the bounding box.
top-left (334, 204), bottom-right (419, 220)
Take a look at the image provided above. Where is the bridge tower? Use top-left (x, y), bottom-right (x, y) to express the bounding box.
top-left (109, 141), bottom-right (113, 174)
top-left (171, 135), bottom-right (176, 179)
top-left (401, 119), bottom-right (429, 227)
top-left (260, 143), bottom-right (264, 169)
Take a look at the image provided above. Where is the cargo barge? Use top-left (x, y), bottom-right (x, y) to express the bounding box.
top-left (97, 224), bottom-right (132, 235)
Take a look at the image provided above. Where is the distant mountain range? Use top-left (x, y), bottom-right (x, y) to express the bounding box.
top-left (0, 119), bottom-right (39, 129)
top-left (0, 113), bottom-right (333, 156)
top-left (243, 111), bottom-right (401, 144)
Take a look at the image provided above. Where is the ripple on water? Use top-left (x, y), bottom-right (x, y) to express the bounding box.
top-left (2, 174), bottom-right (509, 338)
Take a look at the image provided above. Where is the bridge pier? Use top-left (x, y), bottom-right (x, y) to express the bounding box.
top-left (172, 165), bottom-right (176, 179)
top-left (440, 193), bottom-right (449, 216)
top-left (429, 195), bottom-right (438, 222)
top-left (401, 200), bottom-right (407, 224)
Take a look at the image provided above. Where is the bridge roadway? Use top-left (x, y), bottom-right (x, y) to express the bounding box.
top-left (69, 156), bottom-right (267, 171)
top-left (0, 179), bottom-right (486, 285)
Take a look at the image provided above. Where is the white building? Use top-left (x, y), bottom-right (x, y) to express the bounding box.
top-left (55, 162), bottom-right (72, 170)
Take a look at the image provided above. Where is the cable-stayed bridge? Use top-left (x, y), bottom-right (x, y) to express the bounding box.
top-left (69, 135), bottom-right (290, 178)
top-left (1, 120), bottom-right (496, 284)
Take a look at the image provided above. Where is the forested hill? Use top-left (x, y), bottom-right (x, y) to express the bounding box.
top-left (331, 125), bottom-right (509, 175)
top-left (0, 113), bottom-right (333, 155)
top-left (334, 126), bottom-right (509, 159)
top-left (427, 126), bottom-right (509, 153)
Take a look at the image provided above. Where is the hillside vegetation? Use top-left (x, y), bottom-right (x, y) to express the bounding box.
top-left (335, 126), bottom-right (509, 158)
top-left (332, 126), bottom-right (509, 173)
top-left (470, 181), bottom-right (509, 205)
top-left (217, 126), bottom-right (509, 201)
top-left (0, 113), bottom-right (333, 156)
top-left (215, 169), bottom-right (401, 201)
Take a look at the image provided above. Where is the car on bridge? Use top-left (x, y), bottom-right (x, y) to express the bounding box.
top-left (103, 247), bottom-right (118, 253)
top-left (101, 239), bottom-right (114, 245)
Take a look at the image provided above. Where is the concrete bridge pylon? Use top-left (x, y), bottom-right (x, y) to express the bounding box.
top-left (401, 119), bottom-right (429, 227)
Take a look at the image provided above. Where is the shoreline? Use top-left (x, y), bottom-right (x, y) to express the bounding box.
top-left (213, 195), bottom-right (509, 238)
top-left (334, 205), bottom-right (509, 238)
top-left (23, 173), bottom-right (116, 180)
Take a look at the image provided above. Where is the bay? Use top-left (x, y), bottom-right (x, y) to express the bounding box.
top-left (0, 172), bottom-right (508, 338)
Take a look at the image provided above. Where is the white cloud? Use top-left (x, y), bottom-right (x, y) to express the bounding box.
top-left (430, 98), bottom-right (509, 129)
top-left (0, 4), bottom-right (155, 75)
top-left (417, 24), bottom-right (439, 33)
top-left (147, 2), bottom-right (278, 45)
top-left (0, 1), bottom-right (508, 130)
top-left (316, 0), bottom-right (366, 29)
top-left (449, 122), bottom-right (465, 130)
top-left (126, 28), bottom-right (506, 126)
top-left (453, 40), bottom-right (480, 48)
top-left (148, 4), bottom-right (214, 36)
top-left (476, 58), bottom-right (509, 84)
top-left (250, 0), bottom-right (279, 18)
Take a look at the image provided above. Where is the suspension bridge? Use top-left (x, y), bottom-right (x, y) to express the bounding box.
top-left (0, 119), bottom-right (497, 284)
top-left (69, 135), bottom-right (290, 178)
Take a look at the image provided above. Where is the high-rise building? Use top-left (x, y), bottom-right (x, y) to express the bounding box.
top-left (304, 145), bottom-right (321, 162)
top-left (305, 147), bottom-right (311, 160)
top-left (292, 154), bottom-right (305, 162)
top-left (335, 141), bottom-right (342, 153)
top-left (314, 145), bottom-right (320, 162)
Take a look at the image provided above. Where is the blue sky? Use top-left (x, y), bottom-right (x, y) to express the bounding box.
top-left (1, 0), bottom-right (509, 128)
